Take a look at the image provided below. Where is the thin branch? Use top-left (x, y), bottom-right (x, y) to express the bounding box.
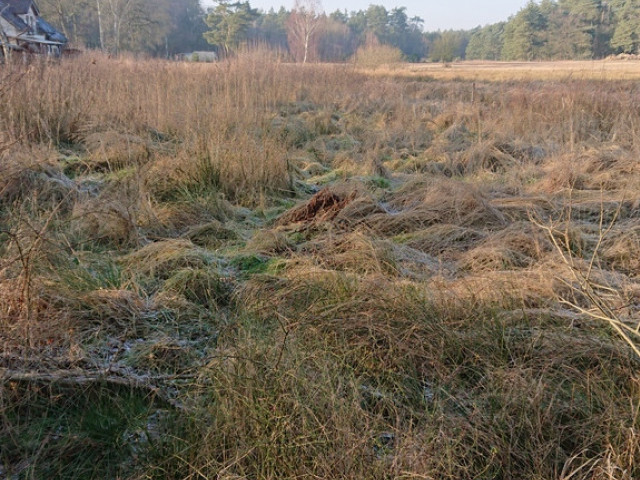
top-left (531, 192), bottom-right (640, 360)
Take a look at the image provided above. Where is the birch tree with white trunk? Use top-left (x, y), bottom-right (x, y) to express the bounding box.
top-left (286, 0), bottom-right (323, 63)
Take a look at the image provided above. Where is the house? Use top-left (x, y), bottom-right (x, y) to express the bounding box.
top-left (0, 0), bottom-right (67, 57)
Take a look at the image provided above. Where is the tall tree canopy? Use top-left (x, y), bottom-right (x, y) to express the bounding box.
top-left (203, 1), bottom-right (259, 56)
top-left (611, 0), bottom-right (640, 53)
top-left (502, 1), bottom-right (547, 60)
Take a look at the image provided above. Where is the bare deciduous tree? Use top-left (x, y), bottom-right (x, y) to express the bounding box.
top-left (286, 0), bottom-right (323, 63)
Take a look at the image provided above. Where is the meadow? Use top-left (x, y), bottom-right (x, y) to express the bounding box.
top-left (1, 52), bottom-right (639, 479)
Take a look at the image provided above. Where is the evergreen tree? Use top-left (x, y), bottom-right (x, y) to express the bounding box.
top-left (163, 0), bottom-right (208, 55)
top-left (364, 5), bottom-right (389, 42)
top-left (554, 0), bottom-right (604, 58)
top-left (386, 8), bottom-right (425, 60)
top-left (249, 7), bottom-right (289, 51)
top-left (502, 1), bottom-right (547, 60)
top-left (204, 1), bottom-right (259, 56)
top-left (466, 23), bottom-right (505, 60)
top-left (611, 1), bottom-right (640, 53)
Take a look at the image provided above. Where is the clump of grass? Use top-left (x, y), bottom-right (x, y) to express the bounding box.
top-left (333, 194), bottom-right (387, 227)
top-left (122, 239), bottom-right (220, 283)
top-left (277, 186), bottom-right (358, 226)
top-left (533, 152), bottom-right (590, 193)
top-left (147, 340), bottom-right (384, 479)
top-left (301, 231), bottom-right (400, 276)
top-left (54, 254), bottom-right (123, 293)
top-left (161, 267), bottom-right (232, 309)
top-left (184, 219), bottom-right (239, 249)
top-left (43, 282), bottom-right (155, 341)
top-left (82, 130), bottom-right (151, 172)
top-left (231, 253), bottom-right (270, 273)
top-left (144, 152), bottom-right (222, 203)
top-left (70, 170), bottom-right (178, 248)
top-left (369, 177), bottom-right (506, 235)
top-left (483, 221), bottom-right (551, 260)
top-left (230, 261), bottom-right (640, 477)
top-left (0, 146), bottom-right (77, 212)
top-left (400, 223), bottom-right (487, 258)
top-left (458, 244), bottom-right (529, 271)
top-left (246, 229), bottom-right (295, 254)
top-left (602, 223), bottom-right (640, 274)
top-left (457, 140), bottom-right (518, 174)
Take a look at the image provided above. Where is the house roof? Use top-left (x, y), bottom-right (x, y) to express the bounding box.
top-left (4, 0), bottom-right (38, 16)
top-left (0, 1), bottom-right (30, 31)
top-left (36, 17), bottom-right (65, 43)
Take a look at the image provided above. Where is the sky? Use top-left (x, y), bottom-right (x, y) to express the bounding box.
top-left (201, 0), bottom-right (531, 32)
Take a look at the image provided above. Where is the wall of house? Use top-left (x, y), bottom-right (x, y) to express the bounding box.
top-left (0, 17), bottom-right (20, 38)
top-left (18, 6), bottom-right (37, 30)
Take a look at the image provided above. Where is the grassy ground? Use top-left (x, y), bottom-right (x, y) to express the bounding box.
top-left (1, 53), bottom-right (639, 479)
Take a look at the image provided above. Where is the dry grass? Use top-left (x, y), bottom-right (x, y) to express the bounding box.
top-left (1, 54), bottom-right (640, 479)
top-left (364, 59), bottom-right (640, 82)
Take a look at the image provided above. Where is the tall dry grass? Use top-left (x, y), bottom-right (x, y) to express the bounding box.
top-left (0, 50), bottom-right (361, 205)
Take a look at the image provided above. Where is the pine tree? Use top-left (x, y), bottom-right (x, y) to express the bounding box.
top-left (611, 1), bottom-right (640, 54)
top-left (204, 1), bottom-right (258, 56)
top-left (502, 1), bottom-right (547, 61)
top-left (466, 23), bottom-right (505, 60)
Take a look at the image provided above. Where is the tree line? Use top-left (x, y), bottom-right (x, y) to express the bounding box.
top-left (38, 0), bottom-right (209, 55)
top-left (37, 0), bottom-right (640, 61)
top-left (37, 0), bottom-right (427, 60)
top-left (468, 0), bottom-right (640, 61)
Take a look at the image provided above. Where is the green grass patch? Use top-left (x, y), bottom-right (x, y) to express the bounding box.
top-left (366, 176), bottom-right (391, 190)
top-left (0, 383), bottom-right (157, 480)
top-left (230, 254), bottom-right (287, 276)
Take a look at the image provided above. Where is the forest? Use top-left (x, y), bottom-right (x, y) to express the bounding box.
top-left (36, 0), bottom-right (640, 62)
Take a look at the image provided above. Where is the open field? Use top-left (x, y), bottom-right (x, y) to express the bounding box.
top-left (364, 59), bottom-right (640, 81)
top-left (1, 54), bottom-right (640, 479)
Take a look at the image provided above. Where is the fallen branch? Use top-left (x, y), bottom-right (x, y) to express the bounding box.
top-left (0, 367), bottom-right (193, 410)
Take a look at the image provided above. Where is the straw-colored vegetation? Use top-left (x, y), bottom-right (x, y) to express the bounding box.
top-left (1, 52), bottom-right (640, 479)
top-left (368, 59), bottom-right (640, 82)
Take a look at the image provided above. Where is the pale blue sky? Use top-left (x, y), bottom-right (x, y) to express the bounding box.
top-left (202, 0), bottom-right (531, 31)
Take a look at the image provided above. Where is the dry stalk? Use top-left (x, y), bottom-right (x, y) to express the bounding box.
top-left (0, 194), bottom-right (72, 346)
top-left (530, 193), bottom-right (640, 359)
